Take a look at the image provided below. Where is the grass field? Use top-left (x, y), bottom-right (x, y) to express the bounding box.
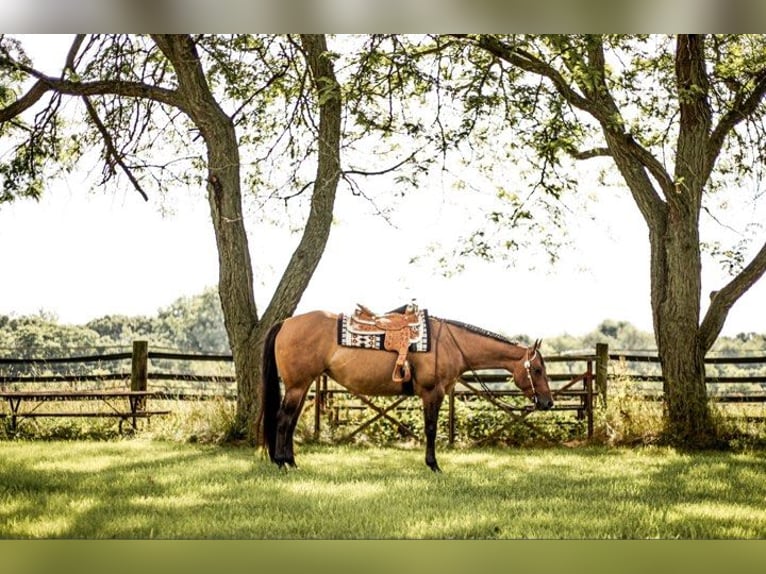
top-left (1, 440), bottom-right (766, 539)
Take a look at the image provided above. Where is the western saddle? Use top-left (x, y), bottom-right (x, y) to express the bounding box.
top-left (349, 302), bottom-right (421, 384)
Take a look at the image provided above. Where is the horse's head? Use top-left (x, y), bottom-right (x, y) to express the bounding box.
top-left (511, 339), bottom-right (554, 410)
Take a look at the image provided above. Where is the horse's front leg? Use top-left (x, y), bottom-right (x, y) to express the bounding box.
top-left (421, 386), bottom-right (445, 472)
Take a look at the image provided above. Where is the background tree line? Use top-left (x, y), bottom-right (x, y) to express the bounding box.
top-left (0, 287), bottom-right (228, 377)
top-left (3, 289), bottom-right (765, 386)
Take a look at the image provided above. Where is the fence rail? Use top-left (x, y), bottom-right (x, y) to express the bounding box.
top-left (2, 341), bottom-right (766, 439)
top-left (607, 349), bottom-right (766, 391)
top-left (0, 343), bottom-right (235, 387)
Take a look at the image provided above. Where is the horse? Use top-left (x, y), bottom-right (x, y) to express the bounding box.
top-left (259, 309), bottom-right (554, 472)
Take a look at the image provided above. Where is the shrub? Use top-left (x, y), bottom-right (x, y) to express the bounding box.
top-left (597, 376), bottom-right (664, 446)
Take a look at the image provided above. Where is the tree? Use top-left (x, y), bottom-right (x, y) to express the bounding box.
top-left (85, 314), bottom-right (157, 347)
top-left (0, 34), bottom-right (342, 440)
top-left (154, 287), bottom-right (228, 353)
top-left (449, 34), bottom-right (766, 447)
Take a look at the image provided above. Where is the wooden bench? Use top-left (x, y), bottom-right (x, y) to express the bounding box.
top-left (0, 389), bottom-right (171, 433)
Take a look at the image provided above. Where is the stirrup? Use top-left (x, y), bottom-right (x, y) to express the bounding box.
top-left (392, 360), bottom-right (412, 384)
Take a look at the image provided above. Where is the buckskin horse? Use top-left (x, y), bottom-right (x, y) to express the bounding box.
top-left (259, 307), bottom-right (553, 472)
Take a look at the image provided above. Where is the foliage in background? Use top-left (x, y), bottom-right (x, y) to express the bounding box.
top-left (0, 286), bottom-right (227, 357)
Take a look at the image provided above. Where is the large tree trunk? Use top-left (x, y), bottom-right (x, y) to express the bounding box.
top-left (593, 35), bottom-right (719, 447)
top-left (151, 35), bottom-right (262, 438)
top-left (615, 165), bottom-right (717, 446)
top-left (206, 157), bottom-right (262, 438)
top-left (153, 35), bottom-right (342, 443)
top-left (652, 35), bottom-right (717, 447)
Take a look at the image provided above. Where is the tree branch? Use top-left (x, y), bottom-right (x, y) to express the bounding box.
top-left (707, 66), bottom-right (766, 175)
top-left (471, 35), bottom-right (603, 120)
top-left (343, 148), bottom-right (422, 178)
top-left (63, 34), bottom-right (86, 75)
top-left (82, 96), bottom-right (149, 202)
top-left (0, 80), bottom-right (50, 122)
top-left (700, 238), bottom-right (766, 351)
top-left (274, 149), bottom-right (415, 219)
top-left (465, 34), bottom-right (671, 218)
top-left (1, 42), bottom-right (182, 203)
top-left (149, 34), bottom-right (226, 135)
top-left (0, 53), bottom-right (184, 120)
top-left (580, 35), bottom-right (676, 199)
top-left (568, 146), bottom-right (611, 159)
top-left (623, 134), bottom-right (676, 197)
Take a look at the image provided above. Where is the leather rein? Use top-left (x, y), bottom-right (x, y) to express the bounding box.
top-left (444, 320), bottom-right (541, 406)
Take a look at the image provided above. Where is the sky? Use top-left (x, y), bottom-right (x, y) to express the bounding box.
top-left (1, 35), bottom-right (765, 342)
top-left (2, 165), bottom-right (764, 341)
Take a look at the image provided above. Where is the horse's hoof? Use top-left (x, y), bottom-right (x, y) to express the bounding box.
top-left (274, 457), bottom-right (297, 471)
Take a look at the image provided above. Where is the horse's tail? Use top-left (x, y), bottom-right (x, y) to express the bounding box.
top-left (257, 321), bottom-right (283, 462)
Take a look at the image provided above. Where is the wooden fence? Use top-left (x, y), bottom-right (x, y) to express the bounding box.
top-left (0, 341), bottom-right (237, 398)
top-left (313, 351), bottom-right (598, 443)
top-left (2, 341), bottom-right (766, 438)
top-left (606, 348), bottom-right (766, 400)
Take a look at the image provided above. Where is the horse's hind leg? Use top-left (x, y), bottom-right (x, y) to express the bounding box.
top-left (275, 384), bottom-right (310, 467)
top-left (422, 386), bottom-right (445, 472)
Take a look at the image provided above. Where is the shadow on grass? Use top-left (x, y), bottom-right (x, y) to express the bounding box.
top-left (1, 442), bottom-right (765, 538)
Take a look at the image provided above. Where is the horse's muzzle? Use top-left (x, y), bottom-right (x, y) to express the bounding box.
top-left (534, 394), bottom-right (554, 410)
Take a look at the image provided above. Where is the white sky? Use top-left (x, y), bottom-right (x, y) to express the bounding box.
top-left (2, 166), bottom-right (763, 340)
top-left (1, 35), bottom-right (765, 341)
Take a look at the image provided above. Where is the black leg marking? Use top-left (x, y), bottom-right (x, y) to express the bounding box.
top-left (422, 389), bottom-right (444, 472)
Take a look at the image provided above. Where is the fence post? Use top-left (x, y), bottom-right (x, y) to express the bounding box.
top-left (595, 342), bottom-right (608, 407)
top-left (131, 340), bottom-right (149, 392)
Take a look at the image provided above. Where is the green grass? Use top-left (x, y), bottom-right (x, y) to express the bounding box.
top-left (2, 440), bottom-right (766, 539)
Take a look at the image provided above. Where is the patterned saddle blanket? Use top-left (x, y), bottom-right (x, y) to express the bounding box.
top-left (337, 304), bottom-right (430, 353)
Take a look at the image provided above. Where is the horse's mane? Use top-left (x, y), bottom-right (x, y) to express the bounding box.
top-left (435, 317), bottom-right (519, 346)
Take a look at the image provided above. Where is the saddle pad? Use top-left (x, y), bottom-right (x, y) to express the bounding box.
top-left (337, 309), bottom-right (431, 352)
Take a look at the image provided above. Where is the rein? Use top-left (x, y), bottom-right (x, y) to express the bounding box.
top-left (443, 321), bottom-right (539, 406)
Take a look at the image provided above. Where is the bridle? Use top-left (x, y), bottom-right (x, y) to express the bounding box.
top-left (523, 346), bottom-right (539, 404)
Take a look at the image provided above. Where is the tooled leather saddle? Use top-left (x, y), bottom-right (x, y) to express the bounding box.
top-left (341, 302), bottom-right (426, 384)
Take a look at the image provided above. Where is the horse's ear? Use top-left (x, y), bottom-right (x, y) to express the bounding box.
top-left (534, 338), bottom-right (543, 351)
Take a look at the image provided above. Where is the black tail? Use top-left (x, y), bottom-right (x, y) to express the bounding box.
top-left (258, 321), bottom-right (283, 462)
